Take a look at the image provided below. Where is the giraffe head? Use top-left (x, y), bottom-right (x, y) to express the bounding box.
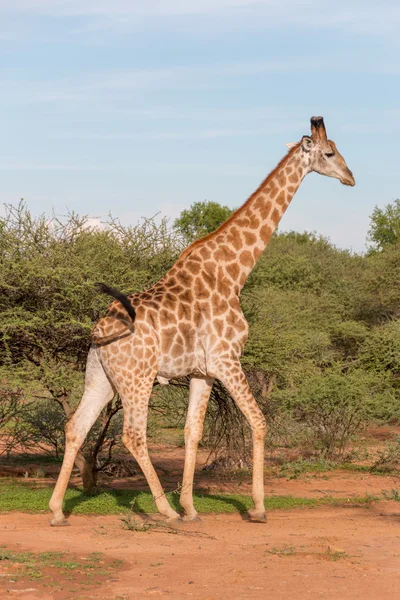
top-left (288, 117), bottom-right (355, 186)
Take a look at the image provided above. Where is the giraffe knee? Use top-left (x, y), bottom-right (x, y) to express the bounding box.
top-left (122, 429), bottom-right (146, 454)
top-left (253, 416), bottom-right (267, 441)
top-left (65, 419), bottom-right (80, 446)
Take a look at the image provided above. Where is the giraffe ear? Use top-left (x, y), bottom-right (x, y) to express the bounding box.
top-left (285, 142), bottom-right (297, 149)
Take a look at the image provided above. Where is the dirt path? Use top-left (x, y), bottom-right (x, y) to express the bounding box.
top-left (1, 502), bottom-right (400, 600)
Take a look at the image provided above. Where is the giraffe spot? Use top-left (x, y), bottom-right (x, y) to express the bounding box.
top-left (176, 333), bottom-right (185, 346)
top-left (147, 300), bottom-right (160, 309)
top-left (161, 327), bottom-right (176, 353)
top-left (180, 289), bottom-right (193, 304)
top-left (188, 253), bottom-right (202, 263)
top-left (249, 218), bottom-right (260, 230)
top-left (276, 191), bottom-right (286, 205)
top-left (236, 217), bottom-right (251, 228)
top-left (194, 277), bottom-right (210, 299)
top-left (260, 224), bottom-right (272, 243)
top-left (227, 229), bottom-right (243, 250)
top-left (225, 326), bottom-right (235, 340)
top-left (269, 186), bottom-right (279, 199)
top-left (202, 269), bottom-right (216, 288)
top-left (177, 270), bottom-right (193, 286)
top-left (160, 309), bottom-right (177, 326)
top-left (244, 231), bottom-right (257, 245)
top-left (289, 172), bottom-right (298, 183)
top-left (271, 208), bottom-right (280, 225)
top-left (178, 302), bottom-right (192, 321)
top-left (219, 339), bottom-right (230, 351)
top-left (240, 250), bottom-right (253, 268)
top-left (193, 307), bottom-right (202, 327)
top-left (286, 165), bottom-right (293, 174)
top-left (214, 246), bottom-right (236, 262)
top-left (260, 201), bottom-right (272, 220)
top-left (212, 293), bottom-right (229, 316)
top-left (208, 240), bottom-right (217, 250)
top-left (171, 343), bottom-right (184, 358)
top-left (214, 319), bottom-right (225, 337)
top-left (287, 185), bottom-right (295, 193)
top-left (199, 246), bottom-right (211, 259)
top-left (278, 174), bottom-right (287, 187)
top-left (178, 322), bottom-right (195, 347)
top-left (197, 301), bottom-right (211, 320)
top-left (168, 285), bottom-right (184, 295)
top-left (165, 292), bottom-right (177, 303)
top-left (254, 195), bottom-right (266, 211)
top-left (226, 262), bottom-right (241, 280)
top-left (186, 260), bottom-right (202, 275)
top-left (220, 277), bottom-right (232, 297)
top-left (253, 246), bottom-right (263, 261)
top-left (226, 310), bottom-right (239, 327)
top-left (135, 347), bottom-right (144, 359)
top-left (235, 318), bottom-right (247, 333)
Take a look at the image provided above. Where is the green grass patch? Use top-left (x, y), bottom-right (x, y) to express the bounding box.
top-left (276, 458), bottom-right (399, 479)
top-left (0, 481), bottom-right (378, 516)
top-left (0, 547), bottom-right (124, 586)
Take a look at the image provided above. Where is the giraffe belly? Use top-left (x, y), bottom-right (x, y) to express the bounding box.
top-left (157, 345), bottom-right (208, 380)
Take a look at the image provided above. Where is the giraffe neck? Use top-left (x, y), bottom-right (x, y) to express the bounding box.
top-left (178, 143), bottom-right (311, 294)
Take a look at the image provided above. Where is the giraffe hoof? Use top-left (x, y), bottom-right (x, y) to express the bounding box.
top-left (248, 509), bottom-right (268, 522)
top-left (50, 518), bottom-right (70, 527)
top-left (165, 515), bottom-right (183, 527)
top-left (182, 514), bottom-right (202, 523)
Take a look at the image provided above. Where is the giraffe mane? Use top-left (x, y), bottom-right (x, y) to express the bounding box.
top-left (178, 141), bottom-right (302, 260)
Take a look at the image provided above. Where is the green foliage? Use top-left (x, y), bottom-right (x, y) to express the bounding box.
top-left (367, 199), bottom-right (400, 252)
top-left (277, 369), bottom-right (396, 457)
top-left (0, 202), bottom-right (181, 481)
top-left (1, 199), bottom-right (400, 467)
top-left (173, 200), bottom-right (233, 242)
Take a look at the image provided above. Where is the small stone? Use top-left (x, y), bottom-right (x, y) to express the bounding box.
top-left (328, 545), bottom-right (345, 554)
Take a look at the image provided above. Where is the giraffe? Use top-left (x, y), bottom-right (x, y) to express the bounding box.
top-left (49, 117), bottom-right (355, 526)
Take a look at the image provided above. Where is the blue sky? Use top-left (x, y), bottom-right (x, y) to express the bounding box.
top-left (0, 1), bottom-right (399, 252)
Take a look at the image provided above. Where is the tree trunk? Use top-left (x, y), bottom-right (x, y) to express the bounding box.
top-left (74, 451), bottom-right (97, 493)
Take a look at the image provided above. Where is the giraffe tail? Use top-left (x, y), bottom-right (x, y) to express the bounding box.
top-left (94, 282), bottom-right (136, 322)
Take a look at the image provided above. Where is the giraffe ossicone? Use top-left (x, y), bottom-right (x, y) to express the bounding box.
top-left (49, 117), bottom-right (355, 526)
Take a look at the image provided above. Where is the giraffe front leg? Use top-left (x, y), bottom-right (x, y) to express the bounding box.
top-left (180, 376), bottom-right (214, 521)
top-left (217, 362), bottom-right (267, 521)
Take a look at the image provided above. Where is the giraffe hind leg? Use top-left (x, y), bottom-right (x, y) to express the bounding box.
top-left (119, 372), bottom-right (181, 522)
top-left (49, 348), bottom-right (115, 526)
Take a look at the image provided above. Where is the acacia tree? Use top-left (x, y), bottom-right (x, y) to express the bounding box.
top-left (174, 200), bottom-right (233, 243)
top-left (0, 202), bottom-right (182, 489)
top-left (367, 199), bottom-right (400, 252)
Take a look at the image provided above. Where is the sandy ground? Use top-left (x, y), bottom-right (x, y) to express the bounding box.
top-left (1, 501), bottom-right (400, 600)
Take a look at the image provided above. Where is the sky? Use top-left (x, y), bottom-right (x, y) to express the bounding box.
top-left (0, 1), bottom-right (399, 252)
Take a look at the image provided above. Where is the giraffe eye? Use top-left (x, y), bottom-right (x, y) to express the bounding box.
top-left (325, 152), bottom-right (335, 158)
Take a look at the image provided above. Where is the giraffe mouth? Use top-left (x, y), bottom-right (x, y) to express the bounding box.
top-left (340, 171), bottom-right (355, 186)
top-left (340, 176), bottom-right (355, 186)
